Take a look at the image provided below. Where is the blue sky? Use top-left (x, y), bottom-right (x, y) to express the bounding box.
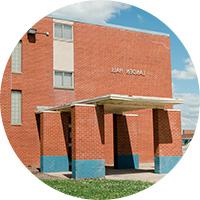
top-left (51, 1), bottom-right (199, 130)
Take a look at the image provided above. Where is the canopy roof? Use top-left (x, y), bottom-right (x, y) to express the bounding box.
top-left (38, 94), bottom-right (183, 114)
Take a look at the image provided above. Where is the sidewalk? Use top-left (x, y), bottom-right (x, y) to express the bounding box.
top-left (42, 163), bottom-right (164, 183)
top-left (105, 163), bottom-right (164, 183)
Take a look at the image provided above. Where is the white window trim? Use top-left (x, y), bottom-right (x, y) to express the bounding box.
top-left (53, 70), bottom-right (74, 90)
top-left (53, 19), bottom-right (74, 25)
top-left (53, 22), bottom-right (73, 42)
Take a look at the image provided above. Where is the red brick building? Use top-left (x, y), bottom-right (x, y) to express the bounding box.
top-left (1, 16), bottom-right (183, 179)
top-left (182, 130), bottom-right (194, 145)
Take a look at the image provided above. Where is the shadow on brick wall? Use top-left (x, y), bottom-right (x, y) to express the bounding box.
top-left (113, 114), bottom-right (134, 168)
top-left (96, 105), bottom-right (105, 145)
top-left (153, 109), bottom-right (173, 155)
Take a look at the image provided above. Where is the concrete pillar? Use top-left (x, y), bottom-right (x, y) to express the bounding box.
top-left (71, 104), bottom-right (105, 179)
top-left (40, 111), bottom-right (69, 172)
top-left (114, 114), bottom-right (139, 169)
top-left (153, 109), bottom-right (182, 173)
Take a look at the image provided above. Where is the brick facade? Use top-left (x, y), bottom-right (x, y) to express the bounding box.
top-left (71, 105), bottom-right (105, 179)
top-left (0, 16), bottom-right (180, 175)
top-left (153, 109), bottom-right (182, 157)
top-left (135, 109), bottom-right (154, 163)
top-left (182, 129), bottom-right (194, 145)
top-left (40, 111), bottom-right (69, 172)
top-left (74, 22), bottom-right (172, 100)
top-left (104, 114), bottom-right (114, 165)
top-left (153, 109), bottom-right (182, 173)
top-left (40, 111), bottom-right (68, 156)
top-left (114, 114), bottom-right (139, 169)
top-left (1, 17), bottom-right (75, 167)
top-left (182, 130), bottom-right (194, 139)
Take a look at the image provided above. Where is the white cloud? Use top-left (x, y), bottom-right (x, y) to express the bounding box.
top-left (174, 92), bottom-right (200, 130)
top-left (50, 1), bottom-right (131, 24)
top-left (172, 58), bottom-right (197, 80)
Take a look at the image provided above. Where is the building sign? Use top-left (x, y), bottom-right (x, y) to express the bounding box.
top-left (111, 67), bottom-right (145, 76)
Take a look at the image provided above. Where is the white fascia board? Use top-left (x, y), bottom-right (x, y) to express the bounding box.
top-left (43, 94), bottom-right (184, 112)
top-left (53, 18), bottom-right (74, 25)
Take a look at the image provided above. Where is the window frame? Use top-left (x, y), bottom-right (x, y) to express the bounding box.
top-left (11, 90), bottom-right (22, 126)
top-left (11, 41), bottom-right (22, 74)
top-left (54, 23), bottom-right (73, 42)
top-left (53, 70), bottom-right (74, 90)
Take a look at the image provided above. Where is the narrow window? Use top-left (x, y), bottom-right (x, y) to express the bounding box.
top-left (54, 23), bottom-right (72, 41)
top-left (54, 71), bottom-right (74, 89)
top-left (11, 42), bottom-right (22, 73)
top-left (54, 71), bottom-right (61, 88)
top-left (63, 25), bottom-right (72, 40)
top-left (54, 23), bottom-right (62, 39)
top-left (11, 90), bottom-right (22, 125)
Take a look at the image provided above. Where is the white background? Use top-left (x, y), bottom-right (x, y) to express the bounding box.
top-left (0, 0), bottom-right (199, 199)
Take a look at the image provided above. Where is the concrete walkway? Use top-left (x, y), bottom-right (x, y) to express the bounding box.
top-left (36, 146), bottom-right (189, 182)
top-left (45, 163), bottom-right (164, 183)
top-left (105, 163), bottom-right (164, 183)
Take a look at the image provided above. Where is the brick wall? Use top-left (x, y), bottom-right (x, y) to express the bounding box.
top-left (74, 22), bottom-right (172, 100)
top-left (182, 130), bottom-right (194, 139)
top-left (1, 18), bottom-right (75, 167)
top-left (113, 114), bottom-right (139, 169)
top-left (136, 109), bottom-right (154, 163)
top-left (1, 17), bottom-right (172, 167)
top-left (103, 110), bottom-right (154, 165)
top-left (71, 104), bottom-right (105, 179)
top-left (71, 105), bottom-right (104, 160)
top-left (104, 114), bottom-right (114, 165)
top-left (40, 111), bottom-right (67, 156)
top-left (114, 114), bottom-right (138, 156)
top-left (40, 111), bottom-right (70, 172)
top-left (153, 109), bottom-right (182, 156)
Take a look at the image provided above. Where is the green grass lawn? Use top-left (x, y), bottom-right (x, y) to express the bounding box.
top-left (41, 179), bottom-right (153, 199)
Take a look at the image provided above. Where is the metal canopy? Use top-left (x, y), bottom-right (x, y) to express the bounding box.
top-left (38, 94), bottom-right (183, 114)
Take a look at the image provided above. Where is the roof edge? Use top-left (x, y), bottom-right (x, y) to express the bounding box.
top-left (47, 15), bottom-right (169, 37)
top-left (37, 94), bottom-right (183, 112)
